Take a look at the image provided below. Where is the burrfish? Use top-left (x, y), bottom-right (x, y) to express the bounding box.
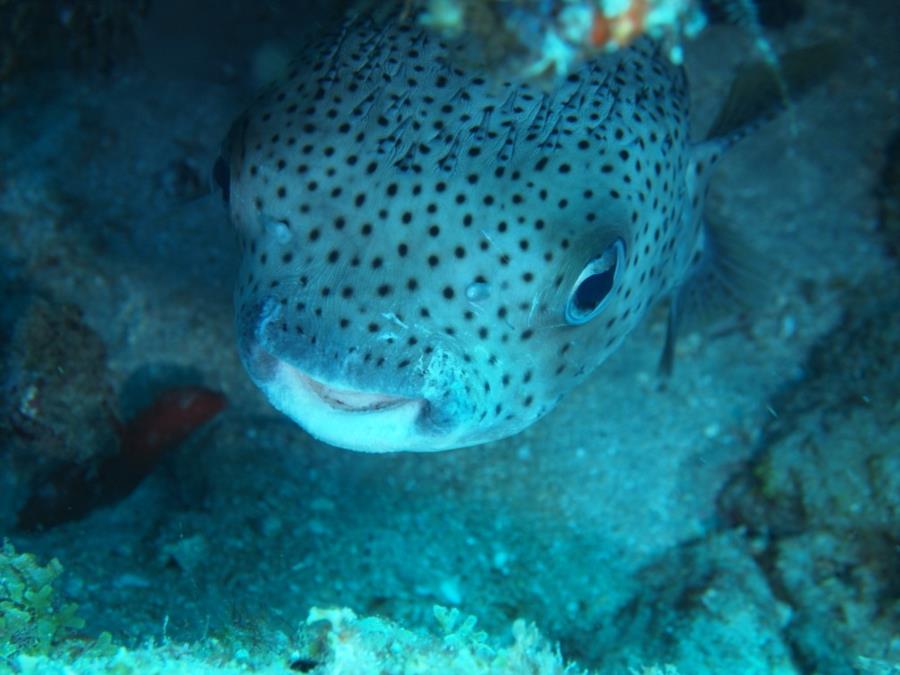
top-left (215, 12), bottom-right (830, 452)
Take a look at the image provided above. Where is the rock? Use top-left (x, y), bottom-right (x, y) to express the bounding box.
top-left (718, 276), bottom-right (900, 672)
top-left (0, 293), bottom-right (120, 531)
top-left (599, 532), bottom-right (797, 674)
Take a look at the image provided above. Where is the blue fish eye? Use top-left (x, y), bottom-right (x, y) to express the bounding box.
top-left (212, 155), bottom-right (230, 204)
top-left (564, 239), bottom-right (625, 325)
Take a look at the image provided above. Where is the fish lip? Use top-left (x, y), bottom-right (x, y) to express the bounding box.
top-left (242, 346), bottom-right (474, 451)
top-left (246, 339), bottom-right (424, 415)
top-left (293, 368), bottom-right (416, 413)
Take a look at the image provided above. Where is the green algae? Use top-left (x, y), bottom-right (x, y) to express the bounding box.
top-left (0, 541), bottom-right (85, 659)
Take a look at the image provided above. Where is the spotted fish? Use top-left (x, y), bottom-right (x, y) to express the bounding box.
top-left (216, 12), bottom-right (827, 452)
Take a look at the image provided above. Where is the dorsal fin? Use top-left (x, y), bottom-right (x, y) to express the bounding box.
top-left (706, 41), bottom-right (843, 143)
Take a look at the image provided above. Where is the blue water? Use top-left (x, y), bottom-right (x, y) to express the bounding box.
top-left (1, 1), bottom-right (897, 672)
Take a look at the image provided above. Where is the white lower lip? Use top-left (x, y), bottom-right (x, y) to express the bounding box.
top-left (297, 370), bottom-right (412, 412)
top-left (257, 357), bottom-right (438, 452)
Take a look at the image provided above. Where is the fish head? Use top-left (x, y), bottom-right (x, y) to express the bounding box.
top-left (217, 28), bottom-right (680, 452)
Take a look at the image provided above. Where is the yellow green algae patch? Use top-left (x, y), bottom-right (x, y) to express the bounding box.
top-left (0, 541), bottom-right (85, 659)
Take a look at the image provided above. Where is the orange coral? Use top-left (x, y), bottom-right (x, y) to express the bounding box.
top-left (590, 0), bottom-right (650, 49)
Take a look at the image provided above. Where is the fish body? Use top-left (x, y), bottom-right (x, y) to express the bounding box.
top-left (219, 14), bottom-right (727, 452)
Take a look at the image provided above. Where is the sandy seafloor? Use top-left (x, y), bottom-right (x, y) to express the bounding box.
top-left (0, 0), bottom-right (898, 673)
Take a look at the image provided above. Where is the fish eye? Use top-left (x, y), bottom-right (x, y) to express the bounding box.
top-left (212, 155), bottom-right (230, 204)
top-left (564, 239), bottom-right (625, 325)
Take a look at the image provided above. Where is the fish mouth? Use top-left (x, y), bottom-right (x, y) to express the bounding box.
top-left (236, 298), bottom-right (472, 451)
top-left (241, 343), bottom-right (455, 452)
top-left (290, 366), bottom-right (416, 414)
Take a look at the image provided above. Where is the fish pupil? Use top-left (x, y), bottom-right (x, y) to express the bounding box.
top-left (574, 268), bottom-right (615, 313)
top-left (564, 239), bottom-right (624, 325)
